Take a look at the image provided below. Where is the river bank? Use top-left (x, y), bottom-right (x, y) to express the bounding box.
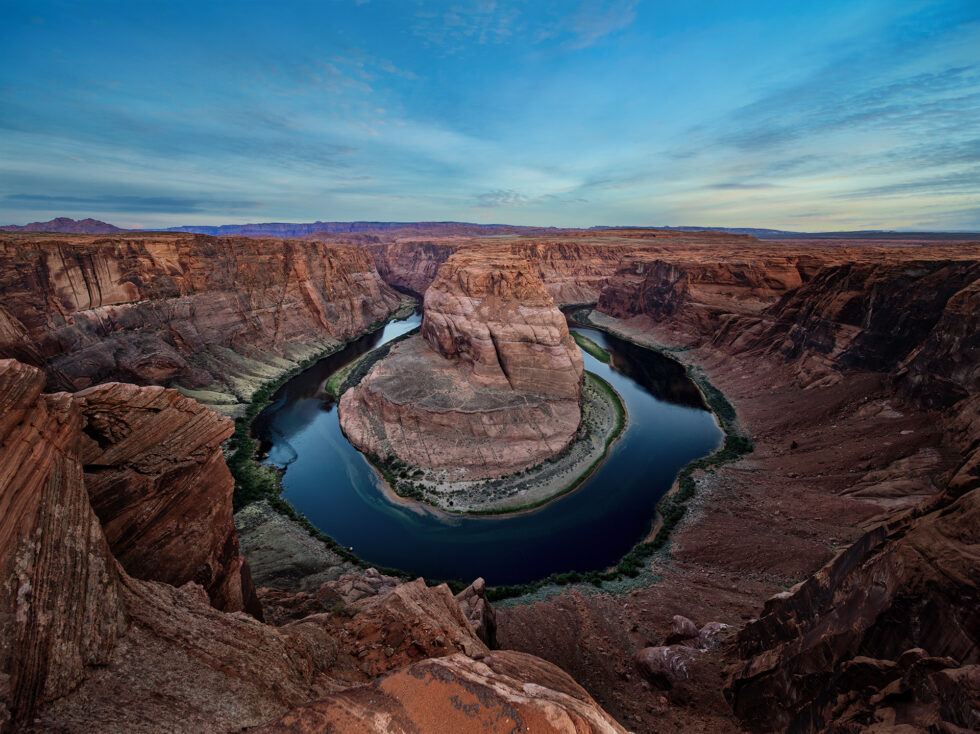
top-left (364, 371), bottom-right (627, 515)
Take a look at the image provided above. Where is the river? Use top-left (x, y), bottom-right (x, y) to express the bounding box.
top-left (253, 311), bottom-right (722, 585)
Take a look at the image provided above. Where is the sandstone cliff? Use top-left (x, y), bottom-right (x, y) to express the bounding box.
top-left (420, 247), bottom-right (583, 398)
top-left (364, 228), bottom-right (766, 306)
top-left (76, 382), bottom-right (261, 616)
top-left (0, 359), bottom-right (125, 731)
top-left (727, 459), bottom-right (980, 731)
top-left (340, 247), bottom-right (584, 480)
top-left (0, 232), bottom-right (406, 413)
top-left (0, 358), bottom-right (623, 733)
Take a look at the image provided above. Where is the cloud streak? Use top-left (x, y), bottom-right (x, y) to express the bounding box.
top-left (2, 194), bottom-right (263, 213)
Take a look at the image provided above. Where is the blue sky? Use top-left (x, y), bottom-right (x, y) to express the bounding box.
top-left (1, 0), bottom-right (978, 229)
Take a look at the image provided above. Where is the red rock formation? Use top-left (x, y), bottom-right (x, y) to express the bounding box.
top-left (365, 239), bottom-right (456, 297)
top-left (633, 646), bottom-right (699, 690)
top-left (727, 464), bottom-right (980, 731)
top-left (420, 247), bottom-right (583, 398)
top-left (0, 232), bottom-right (406, 412)
top-left (456, 577), bottom-right (498, 649)
top-left (364, 228), bottom-right (769, 305)
top-left (0, 359), bottom-right (125, 731)
top-left (729, 259), bottom-right (980, 394)
top-left (76, 382), bottom-right (261, 616)
top-left (255, 651), bottom-right (628, 734)
top-left (340, 247), bottom-right (584, 480)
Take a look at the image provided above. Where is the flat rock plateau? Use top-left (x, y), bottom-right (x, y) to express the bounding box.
top-left (1, 226), bottom-right (979, 733)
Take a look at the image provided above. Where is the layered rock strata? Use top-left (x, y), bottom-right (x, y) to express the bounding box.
top-left (340, 248), bottom-right (584, 480)
top-left (255, 651), bottom-right (628, 734)
top-left (0, 232), bottom-right (406, 413)
top-left (0, 357), bottom-right (623, 732)
top-left (727, 462), bottom-right (980, 731)
top-left (0, 359), bottom-right (125, 731)
top-left (76, 382), bottom-right (261, 616)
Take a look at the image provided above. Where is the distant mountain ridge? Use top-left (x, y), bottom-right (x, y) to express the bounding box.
top-left (160, 221), bottom-right (562, 237)
top-left (0, 217), bottom-right (125, 234)
top-left (1, 217), bottom-right (975, 240)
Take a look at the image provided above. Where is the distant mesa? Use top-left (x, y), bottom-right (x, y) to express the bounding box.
top-left (339, 246), bottom-right (585, 481)
top-left (2, 215), bottom-right (975, 240)
top-left (0, 217), bottom-right (125, 234)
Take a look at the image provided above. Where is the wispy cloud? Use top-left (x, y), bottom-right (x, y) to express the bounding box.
top-left (549, 0), bottom-right (641, 50)
top-left (413, 1), bottom-right (523, 50)
top-left (2, 194), bottom-right (263, 213)
top-left (475, 189), bottom-right (529, 207)
top-left (707, 182), bottom-right (777, 190)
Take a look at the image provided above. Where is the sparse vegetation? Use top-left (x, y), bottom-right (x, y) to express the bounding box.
top-left (572, 331), bottom-right (611, 363)
top-left (228, 305), bottom-right (417, 579)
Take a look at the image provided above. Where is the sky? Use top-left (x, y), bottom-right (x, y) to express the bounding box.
top-left (1, 0), bottom-right (978, 230)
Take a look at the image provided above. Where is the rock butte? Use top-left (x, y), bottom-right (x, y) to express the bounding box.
top-left (0, 225), bottom-right (978, 732)
top-left (339, 246), bottom-right (585, 480)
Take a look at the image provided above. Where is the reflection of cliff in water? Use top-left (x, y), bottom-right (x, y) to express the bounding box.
top-left (252, 328), bottom-right (387, 457)
top-left (604, 335), bottom-right (707, 411)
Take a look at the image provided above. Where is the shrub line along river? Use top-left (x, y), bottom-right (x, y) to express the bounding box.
top-left (253, 311), bottom-right (722, 586)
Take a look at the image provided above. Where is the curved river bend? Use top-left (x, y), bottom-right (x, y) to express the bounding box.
top-left (253, 312), bottom-right (722, 586)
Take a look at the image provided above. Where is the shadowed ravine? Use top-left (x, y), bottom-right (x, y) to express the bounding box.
top-left (253, 312), bottom-right (722, 586)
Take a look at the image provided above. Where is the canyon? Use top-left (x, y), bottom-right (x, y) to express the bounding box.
top-left (0, 227), bottom-right (978, 732)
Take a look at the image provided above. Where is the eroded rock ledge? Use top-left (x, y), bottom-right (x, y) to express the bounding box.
top-left (339, 247), bottom-right (585, 483)
top-left (0, 357), bottom-right (623, 733)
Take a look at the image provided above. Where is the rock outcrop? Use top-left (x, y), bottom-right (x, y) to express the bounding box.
top-left (255, 651), bottom-right (628, 734)
top-left (0, 357), bottom-right (625, 732)
top-left (455, 577), bottom-right (498, 648)
top-left (0, 359), bottom-right (125, 731)
top-left (76, 382), bottom-right (261, 616)
top-left (731, 259), bottom-right (980, 395)
top-left (0, 232), bottom-right (406, 413)
top-left (340, 247), bottom-right (584, 480)
top-left (727, 464), bottom-right (980, 731)
top-left (420, 247), bottom-right (583, 398)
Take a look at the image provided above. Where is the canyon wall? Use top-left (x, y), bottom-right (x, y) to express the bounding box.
top-left (0, 360), bottom-right (126, 731)
top-left (595, 247), bottom-right (980, 401)
top-left (0, 357), bottom-right (623, 732)
top-left (727, 457), bottom-right (980, 731)
top-left (77, 382), bottom-right (262, 616)
top-left (0, 233), bottom-right (406, 413)
top-left (364, 229), bottom-right (768, 305)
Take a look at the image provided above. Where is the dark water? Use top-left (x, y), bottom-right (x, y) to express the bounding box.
top-left (254, 313), bottom-right (722, 585)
